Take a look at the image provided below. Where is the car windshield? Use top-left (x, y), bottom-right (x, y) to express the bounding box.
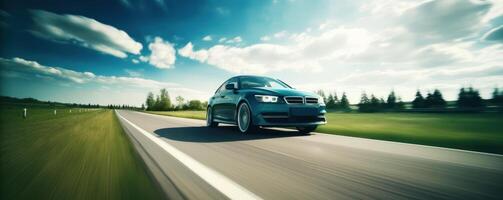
top-left (240, 76), bottom-right (291, 89)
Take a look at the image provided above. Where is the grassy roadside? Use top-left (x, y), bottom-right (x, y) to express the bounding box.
top-left (146, 110), bottom-right (206, 120)
top-left (317, 113), bottom-right (503, 154)
top-left (145, 110), bottom-right (503, 154)
top-left (0, 107), bottom-right (162, 200)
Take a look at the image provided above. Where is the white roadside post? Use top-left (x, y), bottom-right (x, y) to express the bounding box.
top-left (70, 109), bottom-right (72, 113)
top-left (23, 108), bottom-right (27, 119)
top-left (54, 109), bottom-right (57, 115)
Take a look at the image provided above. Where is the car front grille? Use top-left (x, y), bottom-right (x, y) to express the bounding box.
top-left (284, 96), bottom-right (319, 104)
top-left (305, 97), bottom-right (318, 104)
top-left (284, 96), bottom-right (304, 104)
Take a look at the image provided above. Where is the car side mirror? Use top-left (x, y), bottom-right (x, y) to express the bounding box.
top-left (225, 83), bottom-right (237, 90)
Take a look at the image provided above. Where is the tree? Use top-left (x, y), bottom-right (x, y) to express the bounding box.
top-left (396, 97), bottom-right (405, 110)
top-left (326, 93), bottom-right (336, 109)
top-left (175, 96), bottom-right (185, 109)
top-left (154, 95), bottom-right (161, 110)
top-left (386, 91), bottom-right (397, 109)
top-left (333, 92), bottom-right (339, 108)
top-left (141, 104), bottom-right (145, 110)
top-left (369, 95), bottom-right (381, 112)
top-left (457, 88), bottom-right (467, 107)
top-left (423, 89), bottom-right (446, 108)
top-left (340, 92), bottom-right (350, 111)
top-left (425, 91), bottom-right (434, 108)
top-left (412, 90), bottom-right (425, 108)
top-left (158, 88), bottom-right (172, 111)
top-left (431, 89), bottom-right (446, 108)
top-left (146, 92), bottom-right (155, 110)
top-left (457, 87), bottom-right (483, 108)
top-left (188, 100), bottom-right (204, 110)
top-left (358, 92), bottom-right (371, 112)
top-left (492, 88), bottom-right (503, 106)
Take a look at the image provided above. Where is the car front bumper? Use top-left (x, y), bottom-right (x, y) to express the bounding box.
top-left (251, 102), bottom-right (327, 127)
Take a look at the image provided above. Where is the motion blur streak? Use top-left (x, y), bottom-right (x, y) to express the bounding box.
top-left (116, 111), bottom-right (262, 200)
top-left (117, 110), bottom-right (503, 199)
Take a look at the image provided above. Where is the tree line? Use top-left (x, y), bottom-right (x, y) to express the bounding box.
top-left (317, 87), bottom-right (503, 113)
top-left (358, 91), bottom-right (405, 112)
top-left (315, 90), bottom-right (351, 111)
top-left (145, 88), bottom-right (207, 111)
top-left (143, 87), bottom-right (503, 113)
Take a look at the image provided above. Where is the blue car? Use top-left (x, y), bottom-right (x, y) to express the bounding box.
top-left (207, 75), bottom-right (327, 134)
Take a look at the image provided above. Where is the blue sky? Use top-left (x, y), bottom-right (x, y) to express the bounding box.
top-left (0, 0), bottom-right (502, 106)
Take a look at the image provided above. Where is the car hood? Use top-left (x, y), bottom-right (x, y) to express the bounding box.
top-left (250, 87), bottom-right (318, 97)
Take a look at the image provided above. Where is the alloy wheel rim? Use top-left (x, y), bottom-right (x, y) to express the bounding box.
top-left (238, 104), bottom-right (250, 132)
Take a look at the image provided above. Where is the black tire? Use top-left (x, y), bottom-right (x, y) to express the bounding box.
top-left (237, 102), bottom-right (257, 133)
top-left (296, 125), bottom-right (317, 134)
top-left (206, 107), bottom-right (218, 127)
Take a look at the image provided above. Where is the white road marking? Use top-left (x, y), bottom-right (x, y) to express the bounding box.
top-left (116, 112), bottom-right (262, 200)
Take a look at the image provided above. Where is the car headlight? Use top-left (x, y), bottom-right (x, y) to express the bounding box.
top-left (318, 96), bottom-right (326, 105)
top-left (255, 95), bottom-right (278, 103)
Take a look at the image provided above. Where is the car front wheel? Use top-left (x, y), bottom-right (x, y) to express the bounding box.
top-left (206, 107), bottom-right (218, 127)
top-left (237, 102), bottom-right (257, 133)
top-left (296, 125), bottom-right (317, 134)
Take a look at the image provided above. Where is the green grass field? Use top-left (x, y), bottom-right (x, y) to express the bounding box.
top-left (0, 107), bottom-right (162, 200)
top-left (146, 110), bottom-right (503, 154)
top-left (317, 113), bottom-right (503, 154)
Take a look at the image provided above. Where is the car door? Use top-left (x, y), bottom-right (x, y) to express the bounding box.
top-left (219, 77), bottom-right (239, 121)
top-left (212, 80), bottom-right (227, 120)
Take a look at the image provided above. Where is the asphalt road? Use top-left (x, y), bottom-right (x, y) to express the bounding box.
top-left (116, 110), bottom-right (503, 200)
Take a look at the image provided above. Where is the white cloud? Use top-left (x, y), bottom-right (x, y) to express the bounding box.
top-left (359, 0), bottom-right (421, 17)
top-left (218, 37), bottom-right (227, 43)
top-left (225, 36), bottom-right (243, 44)
top-left (227, 36), bottom-right (243, 43)
top-left (295, 63), bottom-right (503, 103)
top-left (0, 57), bottom-right (207, 101)
top-left (178, 42), bottom-right (208, 62)
top-left (0, 57), bottom-right (92, 83)
top-left (29, 10), bottom-right (142, 58)
top-left (260, 36), bottom-right (271, 41)
top-left (139, 55), bottom-right (149, 62)
top-left (132, 59), bottom-right (139, 64)
top-left (482, 0), bottom-right (503, 23)
top-left (202, 35), bottom-right (212, 41)
top-left (179, 27), bottom-right (373, 74)
top-left (0, 57), bottom-right (167, 87)
top-left (273, 31), bottom-right (288, 39)
top-left (412, 42), bottom-right (475, 67)
top-left (400, 0), bottom-right (491, 41)
top-left (146, 36), bottom-right (176, 69)
top-left (124, 69), bottom-right (143, 77)
top-left (175, 0), bottom-right (502, 102)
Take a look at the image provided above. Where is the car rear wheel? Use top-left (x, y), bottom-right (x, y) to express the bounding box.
top-left (237, 102), bottom-right (257, 133)
top-left (296, 125), bottom-right (317, 134)
top-left (206, 107), bottom-right (218, 127)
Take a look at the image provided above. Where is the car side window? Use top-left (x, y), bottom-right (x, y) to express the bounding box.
top-left (215, 82), bottom-right (226, 94)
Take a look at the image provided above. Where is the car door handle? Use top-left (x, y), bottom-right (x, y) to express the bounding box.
top-left (220, 95), bottom-right (226, 98)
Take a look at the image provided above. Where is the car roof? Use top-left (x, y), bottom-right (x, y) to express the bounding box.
top-left (231, 75), bottom-right (273, 79)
